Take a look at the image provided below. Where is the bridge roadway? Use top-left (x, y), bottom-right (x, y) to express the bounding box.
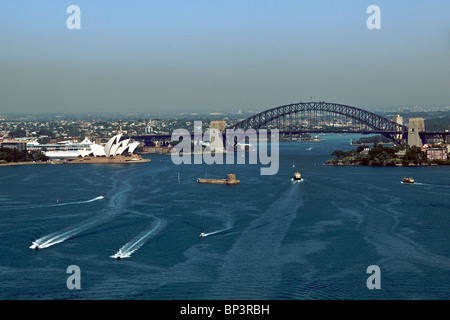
top-left (132, 130), bottom-right (449, 145)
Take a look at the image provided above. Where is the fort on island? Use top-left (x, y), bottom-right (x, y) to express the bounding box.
top-left (197, 173), bottom-right (240, 185)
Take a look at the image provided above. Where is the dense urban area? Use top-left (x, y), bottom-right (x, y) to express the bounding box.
top-left (1, 107), bottom-right (450, 165)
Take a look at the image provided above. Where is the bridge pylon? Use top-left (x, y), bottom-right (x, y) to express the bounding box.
top-left (407, 118), bottom-right (425, 147)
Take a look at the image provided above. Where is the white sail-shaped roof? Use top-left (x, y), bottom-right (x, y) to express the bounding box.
top-left (121, 139), bottom-right (130, 148)
top-left (77, 135), bottom-right (140, 158)
top-left (115, 139), bottom-right (130, 155)
top-left (127, 142), bottom-right (140, 154)
top-left (110, 141), bottom-right (122, 156)
top-left (104, 134), bottom-right (122, 157)
top-left (116, 145), bottom-right (128, 155)
top-left (90, 144), bottom-right (106, 157)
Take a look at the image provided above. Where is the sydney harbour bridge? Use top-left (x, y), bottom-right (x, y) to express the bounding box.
top-left (133, 101), bottom-right (450, 146)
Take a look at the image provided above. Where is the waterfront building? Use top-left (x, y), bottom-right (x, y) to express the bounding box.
top-left (1, 141), bottom-right (27, 152)
top-left (426, 148), bottom-right (448, 161)
top-left (27, 137), bottom-right (94, 159)
top-left (89, 133), bottom-right (140, 157)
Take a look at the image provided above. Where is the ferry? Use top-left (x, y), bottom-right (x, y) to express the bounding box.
top-left (402, 177), bottom-right (414, 184)
top-left (293, 171), bottom-right (302, 181)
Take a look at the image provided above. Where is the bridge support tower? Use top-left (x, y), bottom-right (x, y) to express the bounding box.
top-left (407, 117), bottom-right (425, 147)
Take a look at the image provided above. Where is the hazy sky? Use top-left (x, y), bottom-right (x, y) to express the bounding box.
top-left (1, 0), bottom-right (449, 114)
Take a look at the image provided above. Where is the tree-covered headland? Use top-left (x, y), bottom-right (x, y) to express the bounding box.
top-left (0, 148), bottom-right (49, 164)
top-left (326, 143), bottom-right (450, 166)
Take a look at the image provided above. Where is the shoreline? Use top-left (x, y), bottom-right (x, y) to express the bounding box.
top-left (324, 161), bottom-right (445, 167)
top-left (0, 161), bottom-right (64, 167)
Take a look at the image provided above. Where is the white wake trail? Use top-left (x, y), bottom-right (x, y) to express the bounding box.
top-left (201, 221), bottom-right (233, 238)
top-left (111, 218), bottom-right (163, 259)
top-left (30, 217), bottom-right (105, 249)
top-left (5, 195), bottom-right (104, 212)
top-left (29, 196), bottom-right (106, 249)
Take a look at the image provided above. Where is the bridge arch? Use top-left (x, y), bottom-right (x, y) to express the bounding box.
top-left (230, 101), bottom-right (407, 141)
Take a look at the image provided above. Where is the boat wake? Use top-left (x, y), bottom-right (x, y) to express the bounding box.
top-left (200, 221), bottom-right (233, 238)
top-left (2, 195), bottom-right (104, 212)
top-left (111, 217), bottom-right (163, 259)
top-left (30, 219), bottom-right (101, 249)
top-left (56, 195), bottom-right (104, 206)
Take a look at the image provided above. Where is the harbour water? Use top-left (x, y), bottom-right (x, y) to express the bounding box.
top-left (1, 134), bottom-right (449, 300)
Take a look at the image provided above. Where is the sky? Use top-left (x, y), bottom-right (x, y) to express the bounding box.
top-left (0, 0), bottom-right (449, 114)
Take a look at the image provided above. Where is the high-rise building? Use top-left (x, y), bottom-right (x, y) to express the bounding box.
top-left (392, 115), bottom-right (403, 142)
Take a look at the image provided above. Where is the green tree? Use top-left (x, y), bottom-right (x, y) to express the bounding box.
top-left (9, 129), bottom-right (27, 137)
top-left (331, 150), bottom-right (347, 158)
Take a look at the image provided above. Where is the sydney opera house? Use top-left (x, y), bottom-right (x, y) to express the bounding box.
top-left (64, 133), bottom-right (150, 164)
top-left (89, 134), bottom-right (140, 157)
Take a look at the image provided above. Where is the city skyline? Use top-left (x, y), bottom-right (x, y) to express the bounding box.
top-left (1, 0), bottom-right (449, 114)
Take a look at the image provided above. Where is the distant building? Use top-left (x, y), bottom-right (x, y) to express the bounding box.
top-left (392, 115), bottom-right (403, 125)
top-left (392, 115), bottom-right (403, 141)
top-left (1, 141), bottom-right (27, 152)
top-left (361, 147), bottom-right (370, 155)
top-left (395, 149), bottom-right (406, 157)
top-left (426, 148), bottom-right (448, 161)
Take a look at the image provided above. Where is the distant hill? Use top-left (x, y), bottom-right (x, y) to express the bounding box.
top-left (379, 110), bottom-right (450, 132)
top-left (424, 117), bottom-right (450, 131)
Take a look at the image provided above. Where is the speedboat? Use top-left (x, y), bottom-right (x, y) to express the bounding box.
top-left (31, 242), bottom-right (40, 250)
top-left (402, 177), bottom-right (414, 184)
top-left (199, 231), bottom-right (206, 238)
top-left (293, 171), bottom-right (302, 181)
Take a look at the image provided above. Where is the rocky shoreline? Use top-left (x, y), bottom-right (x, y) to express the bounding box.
top-left (324, 160), bottom-right (446, 167)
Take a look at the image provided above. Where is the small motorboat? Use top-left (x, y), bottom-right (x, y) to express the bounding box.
top-left (199, 231), bottom-right (206, 238)
top-left (293, 171), bottom-right (302, 181)
top-left (402, 177), bottom-right (414, 184)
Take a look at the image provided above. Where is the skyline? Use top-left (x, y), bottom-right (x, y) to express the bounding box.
top-left (1, 0), bottom-right (449, 114)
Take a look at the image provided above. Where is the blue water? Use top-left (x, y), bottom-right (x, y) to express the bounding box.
top-left (1, 134), bottom-right (449, 300)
